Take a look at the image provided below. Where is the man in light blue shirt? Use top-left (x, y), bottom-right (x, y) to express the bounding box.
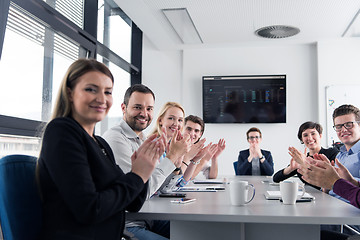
top-left (336, 141), bottom-right (360, 180)
top-left (326, 104), bottom-right (360, 234)
top-left (329, 105), bottom-right (360, 199)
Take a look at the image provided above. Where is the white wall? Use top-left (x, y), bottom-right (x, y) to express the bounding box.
top-left (142, 38), bottom-right (320, 176)
top-left (182, 45), bottom-right (318, 176)
top-left (317, 38), bottom-right (360, 144)
top-left (141, 36), bottom-right (183, 135)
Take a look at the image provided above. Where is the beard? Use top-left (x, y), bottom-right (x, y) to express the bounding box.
top-left (125, 114), bottom-right (151, 132)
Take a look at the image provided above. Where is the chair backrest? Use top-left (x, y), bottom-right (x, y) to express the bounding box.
top-left (0, 155), bottom-right (42, 240)
top-left (233, 161), bottom-right (238, 175)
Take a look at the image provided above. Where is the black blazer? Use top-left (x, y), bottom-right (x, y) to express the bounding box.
top-left (236, 149), bottom-right (274, 176)
top-left (37, 117), bottom-right (148, 240)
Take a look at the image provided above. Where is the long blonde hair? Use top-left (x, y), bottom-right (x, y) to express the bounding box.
top-left (51, 58), bottom-right (114, 120)
top-left (151, 102), bottom-right (185, 136)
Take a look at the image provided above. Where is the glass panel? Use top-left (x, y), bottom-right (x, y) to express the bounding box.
top-left (107, 61), bottom-right (130, 120)
top-left (0, 134), bottom-right (41, 158)
top-left (42, 0), bottom-right (84, 29)
top-left (95, 55), bottom-right (130, 135)
top-left (0, 29), bottom-right (44, 120)
top-left (97, 0), bottom-right (131, 62)
top-left (51, 53), bottom-right (76, 118)
top-left (0, 3), bottom-right (85, 122)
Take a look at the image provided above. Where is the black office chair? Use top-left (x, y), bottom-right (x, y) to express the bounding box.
top-left (0, 154), bottom-right (42, 240)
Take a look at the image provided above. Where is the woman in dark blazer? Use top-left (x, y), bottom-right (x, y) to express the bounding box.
top-left (37, 59), bottom-right (165, 240)
top-left (236, 127), bottom-right (274, 176)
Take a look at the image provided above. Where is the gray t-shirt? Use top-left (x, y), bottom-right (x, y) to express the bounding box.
top-left (251, 157), bottom-right (261, 176)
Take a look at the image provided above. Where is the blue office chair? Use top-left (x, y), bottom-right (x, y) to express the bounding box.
top-left (233, 161), bottom-right (238, 175)
top-left (0, 154), bottom-right (42, 240)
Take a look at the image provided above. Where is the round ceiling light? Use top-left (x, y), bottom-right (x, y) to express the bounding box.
top-left (255, 25), bottom-right (300, 39)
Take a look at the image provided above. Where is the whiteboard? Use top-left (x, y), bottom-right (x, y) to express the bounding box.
top-left (325, 85), bottom-right (360, 147)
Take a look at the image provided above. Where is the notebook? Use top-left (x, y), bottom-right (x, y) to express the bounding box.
top-left (264, 191), bottom-right (315, 200)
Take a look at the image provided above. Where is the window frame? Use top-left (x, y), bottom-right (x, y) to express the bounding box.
top-left (0, 0), bottom-right (142, 137)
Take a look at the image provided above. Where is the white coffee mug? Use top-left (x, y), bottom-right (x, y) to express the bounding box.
top-left (280, 181), bottom-right (305, 205)
top-left (229, 180), bottom-right (255, 205)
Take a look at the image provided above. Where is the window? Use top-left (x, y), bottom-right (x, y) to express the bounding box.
top-left (98, 0), bottom-right (131, 62)
top-left (0, 2), bottom-right (83, 121)
top-left (42, 0), bottom-right (84, 29)
top-left (0, 134), bottom-right (41, 158)
top-left (95, 56), bottom-right (130, 135)
top-left (0, 0), bottom-right (142, 153)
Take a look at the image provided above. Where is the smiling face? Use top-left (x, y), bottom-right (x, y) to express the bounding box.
top-left (68, 71), bottom-right (113, 134)
top-left (301, 128), bottom-right (322, 153)
top-left (334, 113), bottom-right (360, 150)
top-left (159, 107), bottom-right (184, 138)
top-left (247, 131), bottom-right (262, 145)
top-left (184, 120), bottom-right (202, 144)
top-left (122, 92), bottom-right (154, 135)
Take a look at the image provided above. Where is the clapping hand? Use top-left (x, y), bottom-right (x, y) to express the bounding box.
top-left (131, 133), bottom-right (166, 183)
top-left (184, 138), bottom-right (206, 162)
top-left (213, 138), bottom-right (226, 159)
top-left (288, 146), bottom-right (308, 166)
top-left (167, 130), bottom-right (192, 167)
top-left (249, 142), bottom-right (262, 159)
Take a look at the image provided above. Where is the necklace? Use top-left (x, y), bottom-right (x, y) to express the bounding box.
top-left (93, 137), bottom-right (107, 156)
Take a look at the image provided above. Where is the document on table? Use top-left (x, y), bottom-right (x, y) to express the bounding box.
top-left (264, 191), bottom-right (315, 200)
top-left (174, 185), bottom-right (226, 192)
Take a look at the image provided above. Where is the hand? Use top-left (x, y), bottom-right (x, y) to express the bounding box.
top-left (212, 138), bottom-right (226, 159)
top-left (197, 142), bottom-right (218, 162)
top-left (288, 146), bottom-right (307, 166)
top-left (161, 127), bottom-right (170, 153)
top-left (333, 158), bottom-right (358, 186)
top-left (249, 142), bottom-right (261, 158)
top-left (131, 134), bottom-right (166, 183)
top-left (297, 157), bottom-right (341, 189)
top-left (194, 143), bottom-right (214, 161)
top-left (167, 130), bottom-right (191, 165)
top-left (283, 158), bottom-right (298, 175)
top-left (183, 138), bottom-right (206, 162)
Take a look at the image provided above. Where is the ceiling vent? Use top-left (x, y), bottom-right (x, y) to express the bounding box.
top-left (255, 25), bottom-right (300, 39)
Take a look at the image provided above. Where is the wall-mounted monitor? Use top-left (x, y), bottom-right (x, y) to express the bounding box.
top-left (202, 75), bottom-right (286, 123)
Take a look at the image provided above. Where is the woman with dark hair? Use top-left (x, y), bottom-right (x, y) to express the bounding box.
top-left (236, 127), bottom-right (274, 176)
top-left (273, 121), bottom-right (338, 189)
top-left (37, 59), bottom-right (165, 239)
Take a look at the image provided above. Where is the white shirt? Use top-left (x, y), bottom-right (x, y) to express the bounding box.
top-left (102, 119), bottom-right (176, 199)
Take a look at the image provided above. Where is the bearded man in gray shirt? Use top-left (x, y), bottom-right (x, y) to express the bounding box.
top-left (103, 84), bottom-right (188, 240)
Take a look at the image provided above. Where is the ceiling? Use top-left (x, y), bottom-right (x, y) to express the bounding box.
top-left (115, 0), bottom-right (360, 50)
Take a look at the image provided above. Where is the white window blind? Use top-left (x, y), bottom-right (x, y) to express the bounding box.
top-left (7, 1), bottom-right (80, 61)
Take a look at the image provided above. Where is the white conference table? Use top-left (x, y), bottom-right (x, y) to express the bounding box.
top-left (127, 176), bottom-right (360, 240)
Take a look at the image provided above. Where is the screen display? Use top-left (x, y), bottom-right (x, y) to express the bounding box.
top-left (203, 75), bottom-right (286, 123)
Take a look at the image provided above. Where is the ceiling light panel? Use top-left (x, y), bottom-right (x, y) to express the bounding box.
top-left (162, 8), bottom-right (203, 44)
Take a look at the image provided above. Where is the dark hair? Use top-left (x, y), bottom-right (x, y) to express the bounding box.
top-left (185, 115), bottom-right (205, 133)
top-left (123, 84), bottom-right (155, 106)
top-left (246, 127), bottom-right (262, 139)
top-left (297, 121), bottom-right (323, 143)
top-left (52, 58), bottom-right (113, 120)
top-left (332, 104), bottom-right (360, 122)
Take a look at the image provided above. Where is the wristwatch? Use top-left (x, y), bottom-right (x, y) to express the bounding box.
top-left (259, 156), bottom-right (265, 160)
top-left (190, 159), bottom-right (200, 165)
